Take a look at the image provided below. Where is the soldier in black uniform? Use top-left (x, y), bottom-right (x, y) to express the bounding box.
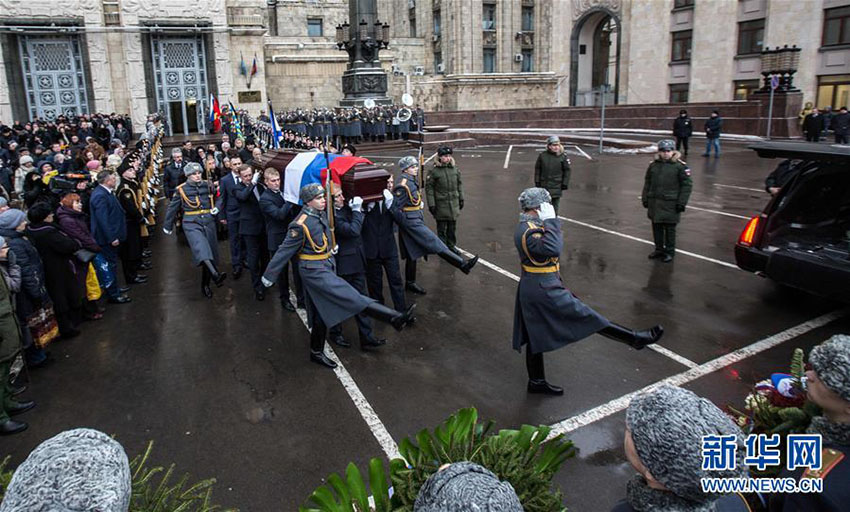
top-left (116, 159), bottom-right (146, 284)
top-left (767, 335), bottom-right (850, 512)
top-left (327, 184), bottom-right (387, 349)
top-left (391, 156), bottom-right (478, 296)
top-left (513, 188), bottom-right (663, 395)
top-left (261, 183), bottom-right (415, 369)
top-left (163, 162), bottom-right (227, 298)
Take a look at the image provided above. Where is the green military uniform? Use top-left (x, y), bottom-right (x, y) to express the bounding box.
top-left (425, 156), bottom-right (464, 250)
top-left (0, 258), bottom-right (26, 427)
top-left (534, 149), bottom-right (571, 213)
top-left (642, 154), bottom-right (692, 259)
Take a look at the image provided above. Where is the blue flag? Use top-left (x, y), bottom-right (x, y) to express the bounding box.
top-left (268, 100), bottom-right (281, 149)
top-left (239, 52), bottom-right (247, 76)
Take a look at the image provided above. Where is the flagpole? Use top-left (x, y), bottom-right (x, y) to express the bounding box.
top-left (324, 134), bottom-right (336, 249)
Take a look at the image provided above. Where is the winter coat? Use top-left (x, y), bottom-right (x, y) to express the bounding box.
top-left (56, 206), bottom-right (101, 253)
top-left (0, 228), bottom-right (48, 319)
top-left (832, 112), bottom-right (850, 136)
top-left (803, 113), bottom-right (825, 135)
top-left (425, 157), bottom-right (464, 221)
top-left (704, 116), bottom-right (722, 139)
top-left (673, 116), bottom-right (693, 138)
top-left (642, 152), bottom-right (693, 224)
top-left (534, 148), bottom-right (571, 198)
top-left (25, 222), bottom-right (83, 314)
top-left (0, 257), bottom-right (21, 364)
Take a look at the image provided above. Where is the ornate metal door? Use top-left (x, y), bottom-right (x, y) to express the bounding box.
top-left (18, 36), bottom-right (90, 121)
top-left (151, 35), bottom-right (209, 136)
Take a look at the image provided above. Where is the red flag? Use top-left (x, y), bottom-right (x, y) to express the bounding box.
top-left (210, 95), bottom-right (222, 133)
top-left (250, 55), bottom-right (258, 77)
top-left (320, 157), bottom-right (373, 186)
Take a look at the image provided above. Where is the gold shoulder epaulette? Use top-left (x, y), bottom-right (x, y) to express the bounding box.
top-left (400, 177), bottom-right (408, 186)
top-left (803, 448), bottom-right (845, 479)
top-left (176, 183), bottom-right (186, 190)
top-left (295, 213), bottom-right (307, 225)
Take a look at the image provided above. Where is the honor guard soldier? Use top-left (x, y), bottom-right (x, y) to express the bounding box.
top-left (116, 160), bottom-right (146, 284)
top-left (768, 335), bottom-right (850, 512)
top-left (261, 183), bottom-right (415, 369)
top-left (163, 162), bottom-right (227, 298)
top-left (642, 139), bottom-right (692, 263)
top-left (513, 188), bottom-right (663, 396)
top-left (426, 146), bottom-right (464, 253)
top-left (392, 156), bottom-right (478, 296)
top-left (533, 136), bottom-right (571, 214)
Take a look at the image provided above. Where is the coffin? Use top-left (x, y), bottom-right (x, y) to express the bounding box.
top-left (341, 163), bottom-right (391, 202)
top-left (251, 149), bottom-right (299, 173)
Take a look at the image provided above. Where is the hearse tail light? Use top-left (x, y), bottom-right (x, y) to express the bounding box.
top-left (739, 216), bottom-right (760, 247)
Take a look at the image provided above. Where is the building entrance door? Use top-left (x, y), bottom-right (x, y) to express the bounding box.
top-left (151, 35), bottom-right (209, 136)
top-left (18, 35), bottom-right (89, 120)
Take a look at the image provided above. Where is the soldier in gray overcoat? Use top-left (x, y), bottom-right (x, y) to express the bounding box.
top-left (513, 188), bottom-right (664, 396)
top-left (163, 162), bottom-right (227, 298)
top-left (391, 156), bottom-right (478, 295)
top-left (262, 183), bottom-right (415, 369)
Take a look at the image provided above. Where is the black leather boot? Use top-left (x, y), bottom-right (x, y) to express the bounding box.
top-left (438, 250), bottom-right (479, 274)
top-left (363, 302), bottom-right (416, 332)
top-left (526, 351), bottom-right (563, 395)
top-left (202, 260), bottom-right (227, 287)
top-left (527, 379), bottom-right (564, 396)
top-left (201, 267), bottom-right (213, 298)
top-left (405, 281), bottom-right (426, 295)
top-left (599, 323), bottom-right (664, 350)
top-left (0, 419), bottom-right (27, 435)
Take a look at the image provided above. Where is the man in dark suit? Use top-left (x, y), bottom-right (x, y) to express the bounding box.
top-left (328, 184), bottom-right (386, 349)
top-left (362, 176), bottom-right (408, 316)
top-left (216, 155), bottom-right (245, 278)
top-left (89, 169), bottom-right (130, 303)
top-left (234, 164), bottom-right (267, 300)
top-left (259, 168), bottom-right (298, 312)
top-left (162, 148), bottom-right (185, 200)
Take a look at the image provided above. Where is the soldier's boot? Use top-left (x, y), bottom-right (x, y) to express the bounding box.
top-left (438, 250), bottom-right (479, 275)
top-left (599, 323), bottom-right (664, 350)
top-left (363, 302), bottom-right (417, 332)
top-left (526, 352), bottom-right (563, 396)
top-left (201, 267), bottom-right (213, 299)
top-left (202, 260), bottom-right (227, 287)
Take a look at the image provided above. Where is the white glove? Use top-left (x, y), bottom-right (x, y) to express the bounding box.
top-left (366, 202), bottom-right (376, 212)
top-left (251, 172), bottom-right (260, 184)
top-left (163, 228), bottom-right (173, 235)
top-left (538, 202), bottom-right (556, 221)
top-left (210, 207), bottom-right (220, 215)
top-left (349, 196), bottom-right (363, 212)
top-left (261, 276), bottom-right (274, 288)
top-left (383, 188), bottom-right (394, 209)
top-left (331, 244), bottom-right (339, 255)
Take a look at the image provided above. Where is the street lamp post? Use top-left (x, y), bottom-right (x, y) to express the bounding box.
top-left (336, 0), bottom-right (392, 107)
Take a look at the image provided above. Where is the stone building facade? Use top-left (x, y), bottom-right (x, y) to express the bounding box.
top-left (0, 0), bottom-right (847, 135)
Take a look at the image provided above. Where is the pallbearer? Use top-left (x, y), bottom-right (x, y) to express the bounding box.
top-left (162, 162), bottom-right (227, 298)
top-left (513, 188), bottom-right (664, 396)
top-left (261, 183), bottom-right (415, 369)
top-left (391, 156), bottom-right (478, 296)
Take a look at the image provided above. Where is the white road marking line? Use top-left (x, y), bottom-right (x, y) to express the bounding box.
top-left (647, 344), bottom-right (698, 368)
top-left (573, 145), bottom-right (592, 160)
top-left (455, 247), bottom-right (520, 282)
top-left (714, 183), bottom-right (764, 193)
top-left (558, 216), bottom-right (740, 270)
top-left (288, 290), bottom-right (401, 461)
top-left (503, 145), bottom-right (514, 169)
top-left (547, 309), bottom-right (845, 437)
top-left (687, 205), bottom-right (751, 220)
top-left (454, 246), bottom-right (700, 370)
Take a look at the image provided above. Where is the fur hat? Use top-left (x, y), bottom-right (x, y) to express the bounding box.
top-left (300, 183), bottom-right (325, 204)
top-left (657, 139), bottom-right (676, 151)
top-left (398, 155), bottom-right (418, 171)
top-left (518, 187), bottom-right (551, 211)
top-left (626, 385), bottom-right (747, 503)
top-left (546, 135), bottom-right (560, 145)
top-left (413, 462), bottom-right (522, 512)
top-left (809, 334), bottom-right (850, 402)
top-left (183, 162), bottom-right (202, 177)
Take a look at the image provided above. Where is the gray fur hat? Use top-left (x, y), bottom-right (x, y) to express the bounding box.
top-left (300, 183), bottom-right (325, 204)
top-left (626, 385), bottom-right (747, 503)
top-left (413, 462), bottom-right (522, 512)
top-left (518, 187), bottom-right (551, 210)
top-left (546, 135), bottom-right (560, 145)
top-left (810, 334), bottom-right (850, 402)
top-left (183, 162), bottom-right (202, 177)
top-left (657, 139), bottom-right (676, 151)
top-left (398, 155), bottom-right (418, 171)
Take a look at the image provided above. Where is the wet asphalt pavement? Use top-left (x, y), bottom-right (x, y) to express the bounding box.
top-left (3, 141), bottom-right (845, 511)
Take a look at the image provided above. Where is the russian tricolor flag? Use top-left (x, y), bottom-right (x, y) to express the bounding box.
top-left (283, 153), bottom-right (373, 204)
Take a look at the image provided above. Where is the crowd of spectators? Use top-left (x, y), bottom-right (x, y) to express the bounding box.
top-left (0, 113), bottom-right (153, 436)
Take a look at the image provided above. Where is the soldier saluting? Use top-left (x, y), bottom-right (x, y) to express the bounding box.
top-left (162, 162), bottom-right (227, 298)
top-left (261, 183), bottom-right (415, 369)
top-left (391, 156), bottom-right (478, 296)
top-left (513, 188), bottom-right (664, 396)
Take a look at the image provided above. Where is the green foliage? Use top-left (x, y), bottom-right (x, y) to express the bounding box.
top-left (0, 456), bottom-right (14, 502)
top-left (129, 441), bottom-right (236, 512)
top-left (301, 408), bottom-right (575, 512)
